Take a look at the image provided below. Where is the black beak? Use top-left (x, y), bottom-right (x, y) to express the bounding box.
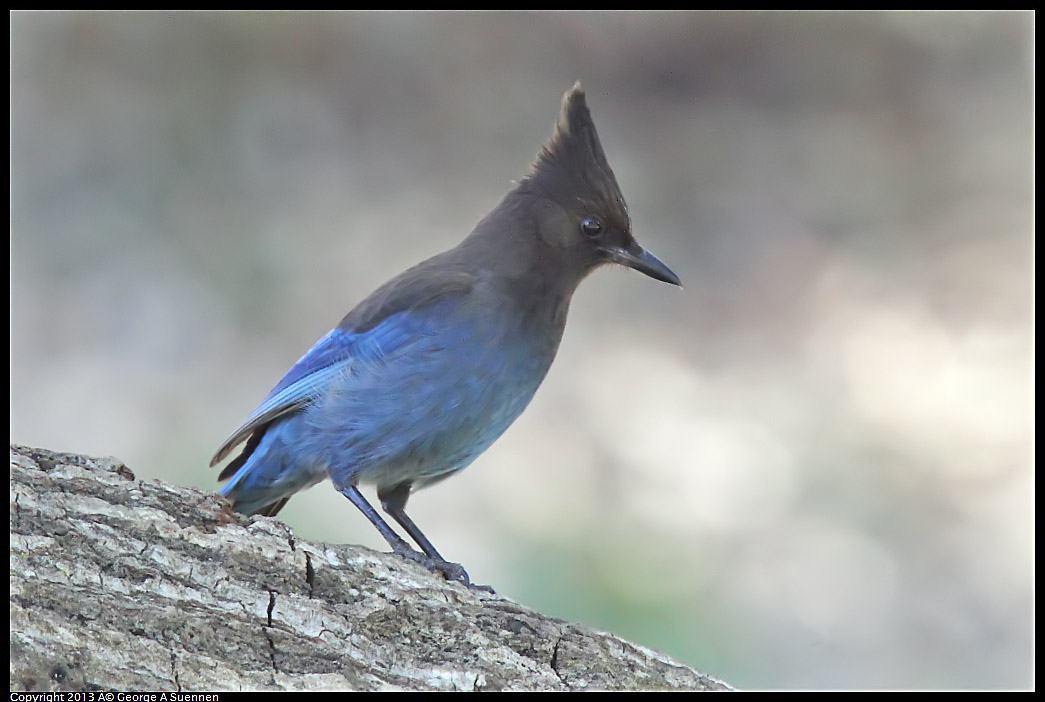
top-left (602, 239), bottom-right (682, 287)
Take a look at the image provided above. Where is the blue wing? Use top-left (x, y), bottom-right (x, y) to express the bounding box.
top-left (210, 310), bottom-right (439, 468)
top-left (211, 256), bottom-right (477, 479)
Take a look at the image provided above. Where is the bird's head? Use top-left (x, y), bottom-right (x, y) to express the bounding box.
top-left (519, 82), bottom-right (681, 288)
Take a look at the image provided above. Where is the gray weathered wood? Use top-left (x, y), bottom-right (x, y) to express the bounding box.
top-left (10, 444), bottom-right (730, 692)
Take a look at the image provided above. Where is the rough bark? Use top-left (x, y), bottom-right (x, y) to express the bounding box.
top-left (9, 444), bottom-right (730, 692)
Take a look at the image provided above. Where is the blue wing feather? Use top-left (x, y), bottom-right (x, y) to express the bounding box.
top-left (265, 328), bottom-right (355, 403)
top-left (211, 257), bottom-right (476, 472)
top-left (210, 303), bottom-right (457, 467)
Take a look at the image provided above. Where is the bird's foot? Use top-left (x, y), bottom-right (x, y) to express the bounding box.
top-left (392, 544), bottom-right (495, 593)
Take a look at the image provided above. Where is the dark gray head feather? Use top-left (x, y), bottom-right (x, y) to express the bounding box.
top-left (524, 82), bottom-right (630, 228)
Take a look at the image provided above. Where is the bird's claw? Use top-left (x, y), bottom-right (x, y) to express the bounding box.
top-left (392, 544), bottom-right (495, 593)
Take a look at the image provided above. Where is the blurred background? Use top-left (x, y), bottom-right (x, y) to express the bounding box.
top-left (11, 11), bottom-right (1033, 690)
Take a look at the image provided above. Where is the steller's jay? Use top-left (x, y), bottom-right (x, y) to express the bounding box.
top-left (211, 83), bottom-right (681, 588)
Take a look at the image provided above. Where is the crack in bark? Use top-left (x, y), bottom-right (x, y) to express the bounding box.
top-left (550, 633), bottom-right (567, 688)
top-left (263, 627), bottom-right (278, 685)
top-left (264, 590), bottom-right (279, 685)
top-left (305, 551), bottom-right (315, 598)
top-left (169, 652), bottom-right (181, 692)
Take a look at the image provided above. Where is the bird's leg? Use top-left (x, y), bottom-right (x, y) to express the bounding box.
top-left (338, 484), bottom-right (491, 591)
top-left (337, 485), bottom-right (417, 556)
top-left (378, 482), bottom-right (448, 560)
top-left (379, 482), bottom-right (495, 593)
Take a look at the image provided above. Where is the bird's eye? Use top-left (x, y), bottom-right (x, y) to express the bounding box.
top-left (580, 217), bottom-right (603, 238)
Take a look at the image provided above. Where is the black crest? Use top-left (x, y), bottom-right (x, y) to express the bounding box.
top-left (527, 82), bottom-right (628, 219)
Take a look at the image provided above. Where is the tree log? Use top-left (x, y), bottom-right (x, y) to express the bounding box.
top-left (10, 444), bottom-right (730, 692)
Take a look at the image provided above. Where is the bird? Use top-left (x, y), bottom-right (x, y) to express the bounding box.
top-left (211, 82), bottom-right (681, 588)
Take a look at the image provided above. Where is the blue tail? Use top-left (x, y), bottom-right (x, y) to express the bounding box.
top-left (219, 415), bottom-right (327, 516)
